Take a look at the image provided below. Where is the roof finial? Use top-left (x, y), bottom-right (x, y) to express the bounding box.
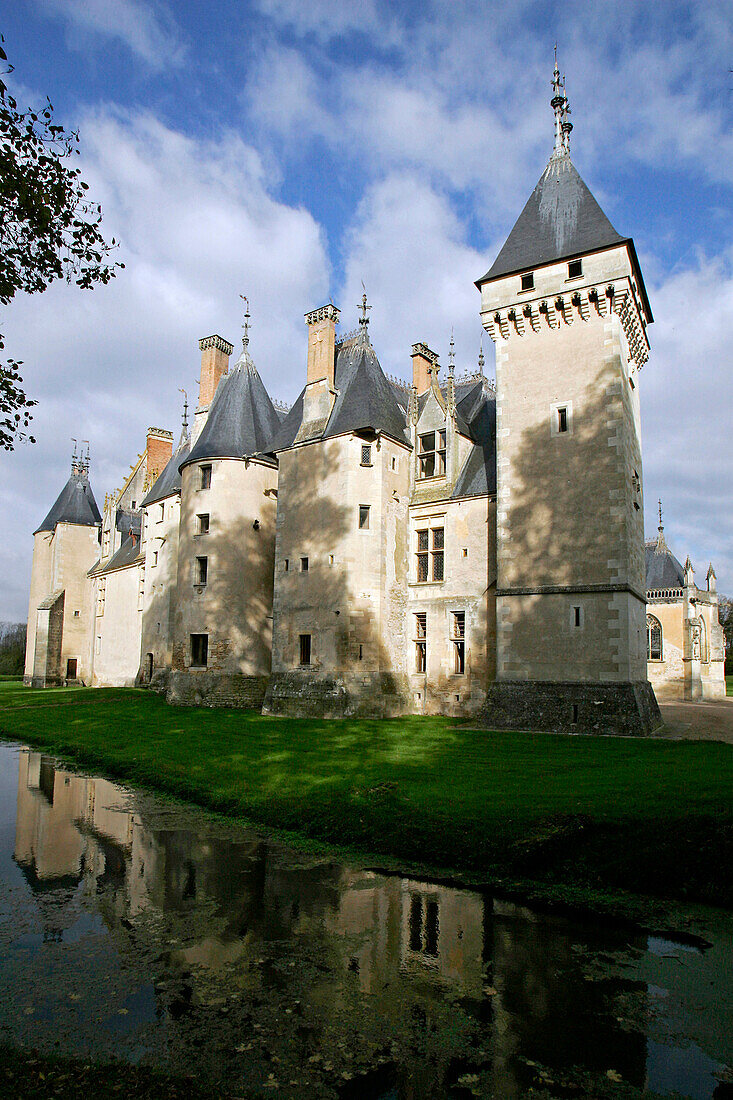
top-left (239, 294), bottom-right (251, 351)
top-left (179, 388), bottom-right (189, 435)
top-left (81, 440), bottom-right (90, 475)
top-left (478, 343), bottom-right (485, 374)
top-left (358, 282), bottom-right (371, 327)
top-left (658, 498), bottom-right (663, 530)
top-left (448, 328), bottom-right (455, 374)
top-left (550, 50), bottom-right (571, 159)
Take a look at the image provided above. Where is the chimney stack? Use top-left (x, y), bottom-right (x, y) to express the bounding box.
top-left (305, 304), bottom-right (340, 388)
top-left (411, 342), bottom-right (439, 395)
top-left (198, 334), bottom-right (234, 409)
top-left (146, 427), bottom-right (173, 485)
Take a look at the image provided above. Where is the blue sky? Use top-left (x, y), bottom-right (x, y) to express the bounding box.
top-left (1, 0), bottom-right (732, 619)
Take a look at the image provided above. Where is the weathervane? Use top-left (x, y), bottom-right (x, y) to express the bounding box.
top-left (358, 282), bottom-right (371, 327)
top-left (239, 294), bottom-right (251, 350)
top-left (658, 499), bottom-right (663, 528)
top-left (550, 48), bottom-right (572, 157)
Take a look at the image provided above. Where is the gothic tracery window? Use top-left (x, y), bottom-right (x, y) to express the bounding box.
top-left (647, 614), bottom-right (662, 661)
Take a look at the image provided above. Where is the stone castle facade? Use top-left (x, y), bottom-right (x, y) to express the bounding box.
top-left (23, 69), bottom-right (725, 730)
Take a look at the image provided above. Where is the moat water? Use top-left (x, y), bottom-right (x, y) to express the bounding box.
top-left (0, 739), bottom-right (731, 1099)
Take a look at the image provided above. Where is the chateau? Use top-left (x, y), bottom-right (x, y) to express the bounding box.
top-left (23, 67), bottom-right (725, 731)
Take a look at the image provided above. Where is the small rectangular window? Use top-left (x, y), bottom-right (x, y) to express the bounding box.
top-left (521, 272), bottom-right (534, 291)
top-left (199, 464), bottom-right (212, 490)
top-left (196, 556), bottom-right (208, 585)
top-left (359, 505), bottom-right (370, 529)
top-left (573, 605), bottom-right (581, 627)
top-left (328, 554), bottom-right (334, 566)
top-left (131, 500), bottom-right (137, 511)
top-left (451, 612), bottom-right (465, 674)
top-left (158, 503), bottom-right (165, 522)
top-left (557, 406), bottom-right (568, 433)
top-left (300, 556), bottom-right (309, 572)
top-left (197, 513), bottom-right (210, 534)
top-left (152, 550), bottom-right (158, 567)
top-left (414, 613), bottom-right (427, 672)
top-left (283, 558), bottom-right (289, 572)
top-left (568, 259), bottom-right (582, 279)
top-left (299, 633), bottom-right (311, 666)
top-left (190, 633), bottom-right (208, 667)
top-left (361, 444), bottom-right (372, 466)
top-left (391, 457), bottom-right (396, 471)
top-left (462, 548), bottom-right (468, 558)
top-left (73, 610), bottom-right (80, 618)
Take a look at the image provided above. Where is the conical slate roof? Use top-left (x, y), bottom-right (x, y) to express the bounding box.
top-left (182, 349), bottom-right (281, 469)
top-left (269, 330), bottom-right (410, 451)
top-left (645, 530), bottom-right (686, 591)
top-left (478, 156), bottom-right (626, 283)
top-left (34, 470), bottom-right (102, 535)
top-left (142, 432), bottom-right (190, 507)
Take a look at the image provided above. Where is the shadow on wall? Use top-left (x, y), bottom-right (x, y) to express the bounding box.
top-left (264, 441), bottom-right (409, 718)
top-left (498, 366), bottom-right (645, 684)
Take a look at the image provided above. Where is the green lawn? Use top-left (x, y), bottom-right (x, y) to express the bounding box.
top-left (1, 682), bottom-right (732, 912)
top-left (727, 674), bottom-right (733, 696)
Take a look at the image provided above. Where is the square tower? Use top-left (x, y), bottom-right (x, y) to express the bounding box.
top-left (476, 64), bottom-right (660, 735)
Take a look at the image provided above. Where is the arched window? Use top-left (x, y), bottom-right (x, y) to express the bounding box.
top-left (647, 615), bottom-right (663, 661)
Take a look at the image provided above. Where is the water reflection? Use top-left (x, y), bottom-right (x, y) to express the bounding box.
top-left (0, 743), bottom-right (730, 1099)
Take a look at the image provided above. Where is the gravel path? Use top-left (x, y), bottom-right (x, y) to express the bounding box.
top-left (656, 698), bottom-right (733, 743)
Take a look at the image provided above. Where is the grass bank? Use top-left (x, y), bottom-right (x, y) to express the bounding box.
top-left (1, 682), bottom-right (731, 915)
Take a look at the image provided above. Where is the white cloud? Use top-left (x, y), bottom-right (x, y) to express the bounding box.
top-left (37, 0), bottom-right (186, 68)
top-left (339, 173), bottom-right (491, 377)
top-left (643, 256), bottom-right (733, 591)
top-left (0, 106), bottom-right (330, 619)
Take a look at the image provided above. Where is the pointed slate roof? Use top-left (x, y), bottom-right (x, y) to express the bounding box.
top-left (98, 533), bottom-right (144, 573)
top-left (142, 432), bottom-right (190, 507)
top-left (645, 530), bottom-right (686, 591)
top-left (182, 348), bottom-right (281, 470)
top-left (34, 470), bottom-right (102, 535)
top-left (269, 332), bottom-right (410, 452)
top-left (477, 156), bottom-right (626, 285)
top-left (452, 380), bottom-right (497, 499)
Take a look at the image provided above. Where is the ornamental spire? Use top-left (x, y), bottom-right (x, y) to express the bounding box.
top-left (179, 388), bottom-right (189, 437)
top-left (239, 294), bottom-right (251, 351)
top-left (478, 344), bottom-right (485, 374)
top-left (357, 282), bottom-right (371, 344)
top-left (550, 47), bottom-right (572, 159)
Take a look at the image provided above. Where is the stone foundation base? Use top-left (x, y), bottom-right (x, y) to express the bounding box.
top-left (263, 671), bottom-right (409, 718)
top-left (478, 680), bottom-right (662, 736)
top-left (166, 671), bottom-right (269, 709)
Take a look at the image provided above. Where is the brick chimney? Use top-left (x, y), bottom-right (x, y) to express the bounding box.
top-left (294, 304), bottom-right (341, 445)
top-left (412, 342), bottom-right (439, 395)
top-left (146, 427), bottom-right (173, 484)
top-left (305, 304), bottom-right (340, 387)
top-left (198, 334), bottom-right (234, 409)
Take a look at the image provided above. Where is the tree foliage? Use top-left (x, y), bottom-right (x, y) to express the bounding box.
top-left (718, 594), bottom-right (733, 671)
top-left (0, 37), bottom-right (123, 449)
top-left (0, 621), bottom-right (26, 675)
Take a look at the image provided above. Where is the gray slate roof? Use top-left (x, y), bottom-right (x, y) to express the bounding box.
top-left (142, 433), bottom-right (190, 507)
top-left (183, 350), bottom-right (281, 469)
top-left (646, 533), bottom-right (686, 591)
top-left (451, 381), bottom-right (497, 498)
top-left (100, 534), bottom-right (144, 573)
top-left (269, 333), bottom-right (410, 451)
top-left (478, 156), bottom-right (626, 283)
top-left (35, 471), bottom-right (102, 535)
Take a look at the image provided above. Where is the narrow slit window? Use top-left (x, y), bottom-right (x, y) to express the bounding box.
top-left (359, 505), bottom-right (370, 529)
top-left (414, 612), bottom-right (427, 672)
top-left (391, 456), bottom-right (397, 471)
top-left (199, 464), bottom-right (212, 490)
top-left (196, 556), bottom-right (208, 585)
top-left (299, 633), bottom-right (311, 666)
top-left (573, 605), bottom-right (581, 628)
top-left (557, 407), bottom-right (568, 433)
top-left (158, 503), bottom-right (165, 522)
top-left (358, 644), bottom-right (363, 661)
top-left (300, 556), bottom-right (309, 572)
top-left (283, 558), bottom-right (289, 572)
top-left (521, 271), bottom-right (534, 291)
top-left (190, 634), bottom-right (208, 667)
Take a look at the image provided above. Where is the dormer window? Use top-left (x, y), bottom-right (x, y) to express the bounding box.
top-left (418, 430), bottom-right (446, 479)
top-left (568, 259), bottom-right (583, 279)
top-left (521, 272), bottom-right (534, 291)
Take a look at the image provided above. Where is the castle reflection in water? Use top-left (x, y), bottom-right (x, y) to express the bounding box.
top-left (11, 748), bottom-right (656, 1097)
